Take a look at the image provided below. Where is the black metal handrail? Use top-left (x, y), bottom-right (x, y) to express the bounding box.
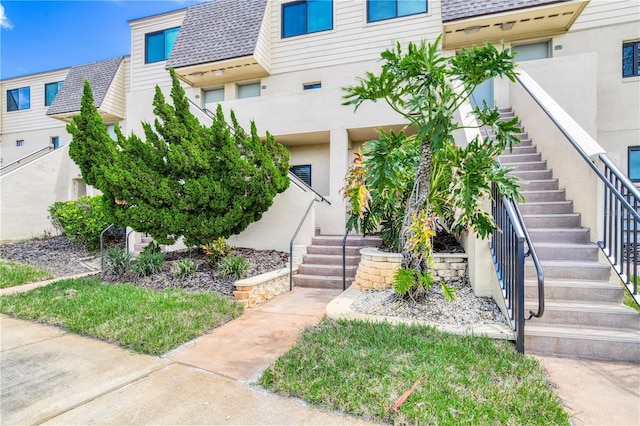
top-left (515, 74), bottom-right (639, 306)
top-left (289, 199), bottom-right (317, 291)
top-left (490, 186), bottom-right (527, 353)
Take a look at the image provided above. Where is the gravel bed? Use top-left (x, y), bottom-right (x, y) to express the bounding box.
top-left (351, 278), bottom-right (508, 326)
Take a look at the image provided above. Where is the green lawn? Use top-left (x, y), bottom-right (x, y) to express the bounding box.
top-left (0, 260), bottom-right (53, 289)
top-left (0, 277), bottom-right (243, 355)
top-left (260, 319), bottom-right (569, 425)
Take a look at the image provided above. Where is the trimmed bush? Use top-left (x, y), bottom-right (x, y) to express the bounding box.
top-left (48, 195), bottom-right (111, 251)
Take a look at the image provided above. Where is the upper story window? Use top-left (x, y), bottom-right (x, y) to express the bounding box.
top-left (45, 81), bottom-right (64, 106)
top-left (237, 82), bottom-right (261, 99)
top-left (629, 147), bottom-right (640, 181)
top-left (145, 27), bottom-right (179, 64)
top-left (623, 41), bottom-right (640, 78)
top-left (282, 0), bottom-right (332, 38)
top-left (7, 87), bottom-right (30, 111)
top-left (367, 0), bottom-right (427, 23)
top-left (204, 87), bottom-right (224, 105)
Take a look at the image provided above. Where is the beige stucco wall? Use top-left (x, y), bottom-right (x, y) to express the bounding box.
top-left (0, 145), bottom-right (98, 241)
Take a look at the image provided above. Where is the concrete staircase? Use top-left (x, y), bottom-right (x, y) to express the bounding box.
top-left (293, 235), bottom-right (381, 289)
top-left (498, 108), bottom-right (640, 362)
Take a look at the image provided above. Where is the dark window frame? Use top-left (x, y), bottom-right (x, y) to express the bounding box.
top-left (303, 82), bottom-right (322, 90)
top-left (145, 26), bottom-right (180, 64)
top-left (44, 81), bottom-right (64, 106)
top-left (367, 0), bottom-right (428, 23)
top-left (628, 147), bottom-right (640, 182)
top-left (6, 87), bottom-right (30, 112)
top-left (16, 140), bottom-right (24, 147)
top-left (281, 0), bottom-right (333, 39)
top-left (290, 164), bottom-right (312, 186)
top-left (622, 41), bottom-right (640, 78)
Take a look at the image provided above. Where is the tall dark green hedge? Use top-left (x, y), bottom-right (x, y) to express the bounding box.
top-left (67, 69), bottom-right (290, 247)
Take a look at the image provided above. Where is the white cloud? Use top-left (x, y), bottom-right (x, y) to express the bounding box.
top-left (0, 5), bottom-right (13, 30)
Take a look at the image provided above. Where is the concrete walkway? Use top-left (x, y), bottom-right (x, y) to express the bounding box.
top-left (1, 284), bottom-right (639, 425)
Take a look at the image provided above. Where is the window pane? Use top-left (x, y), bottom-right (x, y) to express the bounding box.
top-left (204, 88), bottom-right (224, 104)
top-left (398, 0), bottom-right (426, 17)
top-left (513, 42), bottom-right (550, 62)
top-left (308, 0), bottom-right (332, 33)
top-left (165, 27), bottom-right (180, 59)
top-left (629, 149), bottom-right (640, 181)
top-left (283, 2), bottom-right (307, 38)
top-left (45, 82), bottom-right (62, 106)
top-left (18, 87), bottom-right (30, 110)
top-left (623, 44), bottom-right (634, 77)
top-left (146, 32), bottom-right (165, 63)
top-left (7, 89), bottom-right (18, 111)
top-left (290, 165), bottom-right (311, 186)
top-left (238, 82), bottom-right (261, 99)
top-left (368, 0), bottom-right (396, 22)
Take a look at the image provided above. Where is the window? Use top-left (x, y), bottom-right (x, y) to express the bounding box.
top-left (7, 87), bottom-right (30, 111)
top-left (16, 140), bottom-right (24, 147)
top-left (290, 165), bottom-right (312, 186)
top-left (367, 0), bottom-right (427, 23)
top-left (51, 136), bottom-right (59, 149)
top-left (237, 82), bottom-right (261, 99)
top-left (45, 81), bottom-right (64, 106)
top-left (629, 147), bottom-right (640, 181)
top-left (145, 27), bottom-right (179, 63)
top-left (282, 0), bottom-right (332, 38)
top-left (303, 82), bottom-right (322, 90)
top-left (513, 41), bottom-right (550, 62)
top-left (623, 41), bottom-right (640, 78)
top-left (204, 88), bottom-right (224, 105)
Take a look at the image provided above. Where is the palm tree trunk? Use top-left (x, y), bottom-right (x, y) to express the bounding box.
top-left (401, 139), bottom-right (432, 271)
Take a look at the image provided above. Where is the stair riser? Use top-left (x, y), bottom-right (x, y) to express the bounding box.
top-left (528, 230), bottom-right (591, 244)
top-left (311, 237), bottom-right (382, 247)
top-left (525, 285), bottom-right (624, 303)
top-left (525, 335), bottom-right (640, 362)
top-left (511, 170), bottom-right (553, 180)
top-left (519, 180), bottom-right (559, 191)
top-left (306, 246), bottom-right (362, 256)
top-left (507, 146), bottom-right (537, 155)
top-left (518, 203), bottom-right (573, 215)
top-left (527, 308), bottom-right (640, 329)
top-left (530, 246), bottom-right (599, 261)
top-left (298, 265), bottom-right (358, 276)
top-left (526, 265), bottom-right (610, 281)
top-left (522, 191), bottom-right (566, 202)
top-left (523, 215), bottom-right (581, 228)
top-left (293, 276), bottom-right (350, 289)
top-left (500, 154), bottom-right (542, 164)
top-left (302, 255), bottom-right (360, 265)
top-left (510, 162), bottom-right (548, 172)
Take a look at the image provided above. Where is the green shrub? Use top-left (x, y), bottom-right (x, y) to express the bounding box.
top-left (132, 251), bottom-right (164, 278)
top-left (173, 258), bottom-right (196, 279)
top-left (217, 255), bottom-right (250, 279)
top-left (48, 195), bottom-right (111, 251)
top-left (103, 247), bottom-right (131, 276)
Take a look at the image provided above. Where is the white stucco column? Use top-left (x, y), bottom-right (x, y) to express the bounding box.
top-left (316, 127), bottom-right (349, 234)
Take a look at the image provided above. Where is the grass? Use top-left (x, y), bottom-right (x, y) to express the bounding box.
top-left (260, 319), bottom-right (569, 426)
top-left (0, 260), bottom-right (53, 289)
top-left (0, 277), bottom-right (243, 355)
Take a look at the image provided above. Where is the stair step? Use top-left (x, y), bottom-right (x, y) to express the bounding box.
top-left (311, 235), bottom-right (382, 247)
top-left (518, 201), bottom-right (573, 215)
top-left (511, 169), bottom-right (553, 180)
top-left (509, 161), bottom-right (548, 172)
top-left (506, 145), bottom-right (538, 155)
top-left (306, 245), bottom-right (362, 256)
top-left (523, 213), bottom-right (581, 228)
top-left (528, 227), bottom-right (591, 243)
top-left (525, 300), bottom-right (639, 329)
top-left (521, 189), bottom-right (566, 202)
top-left (526, 260), bottom-right (611, 281)
top-left (302, 254), bottom-right (360, 266)
top-left (529, 242), bottom-right (599, 261)
top-left (500, 153), bottom-right (542, 164)
top-left (519, 179), bottom-right (559, 191)
top-left (525, 279), bottom-right (624, 303)
top-left (298, 263), bottom-right (358, 277)
top-left (525, 324), bottom-right (640, 362)
top-left (293, 274), bottom-right (350, 289)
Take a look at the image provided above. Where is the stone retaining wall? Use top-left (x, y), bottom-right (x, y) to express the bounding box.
top-left (352, 248), bottom-right (468, 291)
top-left (233, 267), bottom-right (294, 308)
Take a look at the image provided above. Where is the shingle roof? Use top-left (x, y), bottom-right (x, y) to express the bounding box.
top-left (46, 57), bottom-right (124, 115)
top-left (441, 0), bottom-right (569, 22)
top-left (166, 0), bottom-right (267, 69)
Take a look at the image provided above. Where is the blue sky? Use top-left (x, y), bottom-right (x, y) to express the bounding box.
top-left (0, 0), bottom-right (207, 79)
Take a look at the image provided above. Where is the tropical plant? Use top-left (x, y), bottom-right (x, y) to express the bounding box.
top-left (203, 237), bottom-right (235, 265)
top-left (103, 247), bottom-right (132, 276)
top-left (67, 69), bottom-right (290, 248)
top-left (132, 250), bottom-right (164, 278)
top-left (172, 258), bottom-right (196, 279)
top-left (217, 254), bottom-right (250, 279)
top-left (343, 35), bottom-right (522, 293)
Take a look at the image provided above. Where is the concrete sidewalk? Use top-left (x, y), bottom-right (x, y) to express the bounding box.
top-left (0, 288), bottom-right (374, 425)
